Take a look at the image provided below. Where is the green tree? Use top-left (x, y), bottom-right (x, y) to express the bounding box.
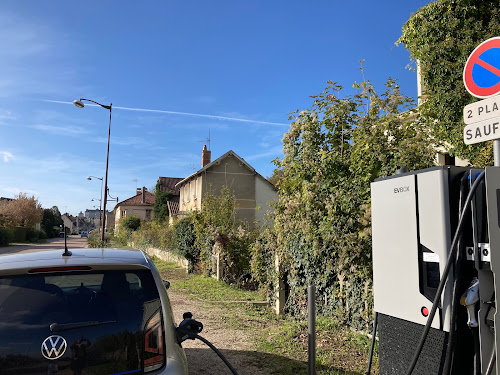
top-left (254, 80), bottom-right (435, 329)
top-left (41, 206), bottom-right (63, 238)
top-left (153, 180), bottom-right (172, 222)
top-left (397, 0), bottom-right (500, 166)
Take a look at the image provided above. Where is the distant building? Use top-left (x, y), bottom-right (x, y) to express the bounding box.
top-left (175, 146), bottom-right (277, 227)
top-left (84, 209), bottom-right (102, 220)
top-left (113, 187), bottom-right (155, 231)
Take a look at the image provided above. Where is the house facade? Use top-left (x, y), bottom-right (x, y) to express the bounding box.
top-left (175, 146), bottom-right (277, 226)
top-left (114, 187), bottom-right (155, 230)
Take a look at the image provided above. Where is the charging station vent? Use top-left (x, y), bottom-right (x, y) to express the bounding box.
top-left (379, 314), bottom-right (448, 374)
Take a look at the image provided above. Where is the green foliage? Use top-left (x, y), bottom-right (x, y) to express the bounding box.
top-left (119, 215), bottom-right (141, 232)
top-left (130, 221), bottom-right (175, 250)
top-left (26, 228), bottom-right (46, 242)
top-left (0, 228), bottom-right (9, 246)
top-left (397, 0), bottom-right (500, 166)
top-left (253, 80), bottom-right (435, 330)
top-left (153, 180), bottom-right (172, 222)
top-left (87, 231), bottom-right (112, 248)
top-left (191, 186), bottom-right (257, 284)
top-left (174, 218), bottom-right (198, 272)
top-left (41, 206), bottom-right (63, 238)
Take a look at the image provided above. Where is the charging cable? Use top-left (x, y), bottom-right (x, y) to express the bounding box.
top-left (406, 170), bottom-right (485, 375)
top-left (176, 312), bottom-right (240, 375)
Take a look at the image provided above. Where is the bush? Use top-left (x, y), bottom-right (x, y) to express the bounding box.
top-left (26, 228), bottom-right (46, 242)
top-left (120, 215), bottom-right (141, 232)
top-left (174, 218), bottom-right (197, 272)
top-left (87, 231), bottom-right (112, 248)
top-left (0, 228), bottom-right (9, 246)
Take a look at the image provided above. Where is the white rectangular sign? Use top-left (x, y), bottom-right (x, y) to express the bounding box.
top-left (463, 95), bottom-right (500, 125)
top-left (463, 118), bottom-right (500, 145)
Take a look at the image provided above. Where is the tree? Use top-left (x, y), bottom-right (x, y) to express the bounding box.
top-left (252, 80), bottom-right (435, 330)
top-left (397, 0), bottom-right (500, 166)
top-left (0, 193), bottom-right (42, 227)
top-left (41, 206), bottom-right (63, 238)
top-left (153, 180), bottom-right (172, 222)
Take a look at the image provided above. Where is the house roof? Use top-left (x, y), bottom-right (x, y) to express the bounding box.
top-left (115, 191), bottom-right (155, 208)
top-left (176, 150), bottom-right (262, 187)
top-left (158, 177), bottom-right (183, 195)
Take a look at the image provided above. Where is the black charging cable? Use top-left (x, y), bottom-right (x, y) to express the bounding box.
top-left (176, 312), bottom-right (240, 375)
top-left (406, 170), bottom-right (485, 375)
top-left (442, 173), bottom-right (469, 374)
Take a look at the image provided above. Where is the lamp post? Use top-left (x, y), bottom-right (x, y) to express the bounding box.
top-left (88, 176), bottom-right (103, 234)
top-left (75, 99), bottom-right (112, 241)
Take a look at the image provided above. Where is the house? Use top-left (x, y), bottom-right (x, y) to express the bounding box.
top-left (61, 214), bottom-right (74, 233)
top-left (175, 146), bottom-right (277, 226)
top-left (114, 187), bottom-right (155, 230)
top-left (156, 177), bottom-right (183, 224)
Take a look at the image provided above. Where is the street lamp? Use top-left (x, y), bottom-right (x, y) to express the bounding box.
top-left (88, 176), bottom-right (103, 234)
top-left (76, 99), bottom-right (112, 241)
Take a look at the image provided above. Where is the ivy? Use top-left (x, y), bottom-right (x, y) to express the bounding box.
top-left (397, 0), bottom-right (500, 166)
top-left (252, 79), bottom-right (435, 330)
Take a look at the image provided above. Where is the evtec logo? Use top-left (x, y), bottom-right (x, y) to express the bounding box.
top-left (394, 186), bottom-right (410, 194)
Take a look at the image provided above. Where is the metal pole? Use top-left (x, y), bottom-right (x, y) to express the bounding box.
top-left (366, 312), bottom-right (378, 375)
top-left (101, 103), bottom-right (112, 241)
top-left (308, 285), bottom-right (316, 375)
top-left (99, 179), bottom-right (103, 235)
top-left (494, 140), bottom-right (500, 166)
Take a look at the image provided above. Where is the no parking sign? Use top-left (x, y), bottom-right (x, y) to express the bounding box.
top-left (463, 37), bottom-right (500, 99)
top-left (463, 37), bottom-right (500, 145)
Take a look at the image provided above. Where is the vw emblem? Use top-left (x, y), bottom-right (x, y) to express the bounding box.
top-left (41, 335), bottom-right (67, 360)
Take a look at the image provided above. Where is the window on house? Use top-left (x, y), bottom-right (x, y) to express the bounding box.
top-left (194, 179), bottom-right (198, 199)
top-left (146, 210), bottom-right (151, 220)
top-left (187, 183), bottom-right (190, 201)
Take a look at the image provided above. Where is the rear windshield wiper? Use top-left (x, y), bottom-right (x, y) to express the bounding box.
top-left (50, 320), bottom-right (117, 332)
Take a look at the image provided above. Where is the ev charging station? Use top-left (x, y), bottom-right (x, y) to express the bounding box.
top-left (370, 37), bottom-right (500, 375)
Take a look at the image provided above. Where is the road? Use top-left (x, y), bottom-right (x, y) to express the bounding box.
top-left (0, 235), bottom-right (88, 255)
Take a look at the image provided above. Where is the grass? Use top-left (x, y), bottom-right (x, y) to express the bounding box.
top-left (152, 256), bottom-right (379, 375)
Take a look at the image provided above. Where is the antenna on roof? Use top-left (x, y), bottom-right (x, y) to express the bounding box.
top-left (132, 178), bottom-right (138, 190)
top-left (198, 130), bottom-right (211, 150)
top-left (62, 224), bottom-right (72, 257)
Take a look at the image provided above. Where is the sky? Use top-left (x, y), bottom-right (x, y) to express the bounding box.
top-left (0, 0), bottom-right (433, 216)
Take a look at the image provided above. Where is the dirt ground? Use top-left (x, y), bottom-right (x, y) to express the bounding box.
top-left (165, 268), bottom-right (274, 375)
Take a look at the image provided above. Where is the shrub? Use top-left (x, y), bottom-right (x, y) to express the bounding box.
top-left (120, 215), bottom-right (141, 232)
top-left (0, 228), bottom-right (9, 246)
top-left (26, 228), bottom-right (46, 242)
top-left (174, 218), bottom-right (197, 272)
top-left (87, 231), bottom-right (112, 248)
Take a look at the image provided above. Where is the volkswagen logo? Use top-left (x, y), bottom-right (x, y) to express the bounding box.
top-left (41, 335), bottom-right (67, 360)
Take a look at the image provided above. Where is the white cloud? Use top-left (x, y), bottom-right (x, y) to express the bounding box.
top-left (31, 124), bottom-right (90, 136)
top-left (0, 151), bottom-right (14, 162)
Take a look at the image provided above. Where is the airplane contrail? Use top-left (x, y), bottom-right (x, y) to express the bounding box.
top-left (43, 99), bottom-right (289, 127)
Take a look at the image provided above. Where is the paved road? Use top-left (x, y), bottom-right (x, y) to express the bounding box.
top-left (0, 235), bottom-right (88, 255)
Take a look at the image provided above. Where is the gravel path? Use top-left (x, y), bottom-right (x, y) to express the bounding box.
top-left (165, 268), bottom-right (272, 375)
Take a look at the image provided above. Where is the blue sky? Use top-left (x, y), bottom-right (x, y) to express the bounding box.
top-left (0, 0), bottom-right (432, 215)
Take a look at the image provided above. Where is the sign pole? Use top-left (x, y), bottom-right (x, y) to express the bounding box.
top-left (494, 140), bottom-right (500, 166)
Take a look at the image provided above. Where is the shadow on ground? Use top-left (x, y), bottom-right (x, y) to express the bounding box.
top-left (184, 347), bottom-right (364, 375)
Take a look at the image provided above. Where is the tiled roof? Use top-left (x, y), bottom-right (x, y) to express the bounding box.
top-left (158, 177), bottom-right (183, 195)
top-left (116, 191), bottom-right (155, 206)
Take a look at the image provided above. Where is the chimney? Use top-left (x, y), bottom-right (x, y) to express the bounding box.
top-left (202, 145), bottom-right (211, 167)
top-left (142, 186), bottom-right (146, 204)
top-left (136, 188), bottom-right (141, 195)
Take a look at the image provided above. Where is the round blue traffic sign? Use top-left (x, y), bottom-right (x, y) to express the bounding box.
top-left (463, 37), bottom-right (500, 98)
